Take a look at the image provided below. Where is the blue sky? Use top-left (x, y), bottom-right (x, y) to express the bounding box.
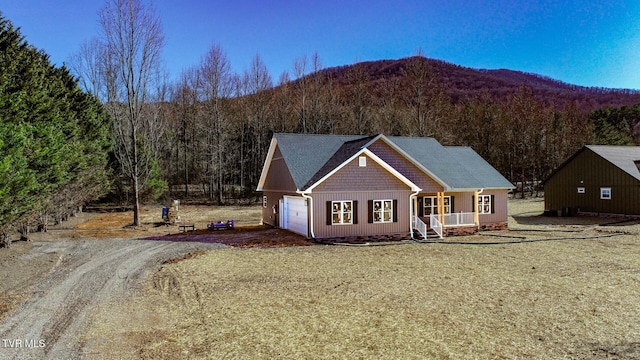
top-left (2, 0), bottom-right (639, 89)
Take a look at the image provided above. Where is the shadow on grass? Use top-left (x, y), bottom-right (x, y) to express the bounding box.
top-left (513, 213), bottom-right (640, 227)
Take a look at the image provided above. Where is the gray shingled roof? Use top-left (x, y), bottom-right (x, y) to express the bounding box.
top-left (443, 147), bottom-right (516, 189)
top-left (273, 133), bottom-right (513, 191)
top-left (274, 133), bottom-right (361, 190)
top-left (587, 145), bottom-right (640, 181)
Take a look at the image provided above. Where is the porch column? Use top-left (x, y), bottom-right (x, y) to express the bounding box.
top-left (438, 191), bottom-right (445, 226)
top-left (473, 190), bottom-right (480, 226)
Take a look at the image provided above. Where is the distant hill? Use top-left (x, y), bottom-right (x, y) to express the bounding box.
top-left (315, 57), bottom-right (640, 111)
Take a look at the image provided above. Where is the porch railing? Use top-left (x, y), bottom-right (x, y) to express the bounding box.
top-left (414, 216), bottom-right (428, 239)
top-left (441, 212), bottom-right (475, 227)
top-left (429, 215), bottom-right (443, 239)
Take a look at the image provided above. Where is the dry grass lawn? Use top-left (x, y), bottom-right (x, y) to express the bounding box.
top-left (86, 198), bottom-right (640, 359)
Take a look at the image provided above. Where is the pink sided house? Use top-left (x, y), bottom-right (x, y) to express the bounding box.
top-left (256, 133), bottom-right (514, 240)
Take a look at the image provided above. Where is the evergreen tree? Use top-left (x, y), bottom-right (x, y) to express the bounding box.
top-left (0, 14), bottom-right (111, 247)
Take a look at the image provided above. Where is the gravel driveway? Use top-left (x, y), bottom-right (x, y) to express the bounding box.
top-left (0, 237), bottom-right (225, 360)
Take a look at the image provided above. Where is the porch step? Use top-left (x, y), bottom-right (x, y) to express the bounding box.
top-left (413, 228), bottom-right (441, 240)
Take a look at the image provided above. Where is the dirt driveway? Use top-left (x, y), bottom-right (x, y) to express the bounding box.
top-left (0, 205), bottom-right (268, 360)
top-left (0, 236), bottom-right (226, 359)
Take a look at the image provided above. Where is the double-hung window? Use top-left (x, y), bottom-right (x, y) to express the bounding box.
top-left (373, 200), bottom-right (393, 223)
top-left (423, 196), bottom-right (451, 215)
top-left (600, 187), bottom-right (611, 200)
top-left (332, 201), bottom-right (353, 225)
top-left (477, 195), bottom-right (492, 214)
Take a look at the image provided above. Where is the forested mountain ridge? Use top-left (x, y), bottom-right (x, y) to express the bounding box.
top-left (316, 57), bottom-right (640, 111)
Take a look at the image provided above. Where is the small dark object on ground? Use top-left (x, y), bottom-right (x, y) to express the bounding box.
top-left (179, 224), bottom-right (195, 232)
top-left (208, 220), bottom-right (234, 231)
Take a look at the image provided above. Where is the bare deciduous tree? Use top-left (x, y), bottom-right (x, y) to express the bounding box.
top-left (67, 37), bottom-right (105, 97)
top-left (99, 0), bottom-right (165, 226)
top-left (241, 54), bottom-right (273, 188)
top-left (199, 43), bottom-right (233, 204)
top-left (293, 55), bottom-right (308, 132)
top-left (171, 66), bottom-right (202, 197)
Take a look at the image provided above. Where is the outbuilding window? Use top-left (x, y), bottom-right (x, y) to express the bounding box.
top-left (600, 187), bottom-right (611, 200)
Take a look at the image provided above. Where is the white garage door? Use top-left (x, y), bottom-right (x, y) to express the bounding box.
top-left (283, 196), bottom-right (308, 237)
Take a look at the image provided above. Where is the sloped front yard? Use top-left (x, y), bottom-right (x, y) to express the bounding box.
top-left (84, 199), bottom-right (640, 359)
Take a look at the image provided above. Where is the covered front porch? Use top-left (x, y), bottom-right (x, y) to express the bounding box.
top-left (413, 190), bottom-right (484, 239)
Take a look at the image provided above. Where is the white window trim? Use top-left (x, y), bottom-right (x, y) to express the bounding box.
top-left (600, 187), bottom-right (611, 200)
top-left (332, 200), bottom-right (353, 225)
top-left (478, 195), bottom-right (492, 214)
top-left (373, 199), bottom-right (393, 223)
top-left (263, 195), bottom-right (268, 208)
top-left (423, 196), bottom-right (451, 215)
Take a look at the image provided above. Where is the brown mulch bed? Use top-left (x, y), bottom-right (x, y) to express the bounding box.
top-left (140, 225), bottom-right (314, 248)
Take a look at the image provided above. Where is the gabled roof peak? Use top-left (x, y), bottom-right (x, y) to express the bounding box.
top-left (259, 133), bottom-right (513, 192)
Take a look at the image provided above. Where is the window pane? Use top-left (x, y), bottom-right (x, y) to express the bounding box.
top-left (383, 211), bottom-right (391, 222)
top-left (333, 213), bottom-right (341, 224)
top-left (384, 201), bottom-right (392, 210)
top-left (333, 203), bottom-right (340, 213)
top-left (425, 198), bottom-right (432, 206)
top-left (344, 213), bottom-right (352, 223)
top-left (374, 201), bottom-right (381, 210)
top-left (444, 197), bottom-right (449, 205)
top-left (343, 202), bottom-right (351, 212)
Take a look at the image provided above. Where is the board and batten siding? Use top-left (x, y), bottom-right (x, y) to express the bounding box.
top-left (312, 191), bottom-right (412, 238)
top-left (262, 145), bottom-right (297, 192)
top-left (545, 148), bottom-right (640, 215)
top-left (310, 153), bottom-right (413, 238)
top-left (368, 139), bottom-right (444, 192)
top-left (476, 189), bottom-right (509, 225)
top-left (261, 145), bottom-right (300, 227)
top-left (261, 190), bottom-right (299, 227)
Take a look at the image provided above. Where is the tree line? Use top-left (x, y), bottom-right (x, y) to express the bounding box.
top-left (155, 53), bottom-right (638, 202)
top-left (0, 14), bottom-right (111, 246)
